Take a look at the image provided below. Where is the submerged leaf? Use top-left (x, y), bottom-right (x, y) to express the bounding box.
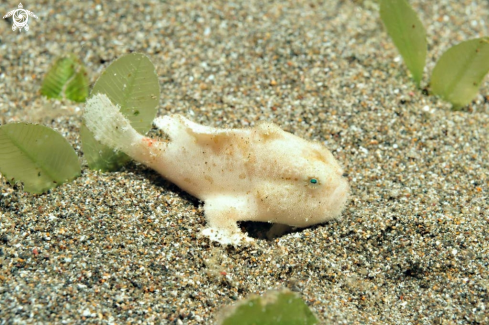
top-left (0, 123), bottom-right (81, 194)
top-left (81, 53), bottom-right (160, 171)
top-left (216, 289), bottom-right (319, 325)
top-left (380, 0), bottom-right (427, 87)
top-left (430, 37), bottom-right (489, 109)
top-left (41, 54), bottom-right (89, 102)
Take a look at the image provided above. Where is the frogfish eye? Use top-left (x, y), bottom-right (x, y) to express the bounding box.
top-left (309, 178), bottom-right (318, 185)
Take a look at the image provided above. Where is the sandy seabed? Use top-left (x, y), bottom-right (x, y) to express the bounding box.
top-left (1, 0), bottom-right (488, 324)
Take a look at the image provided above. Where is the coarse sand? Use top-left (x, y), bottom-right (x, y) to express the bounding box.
top-left (1, 0), bottom-right (488, 324)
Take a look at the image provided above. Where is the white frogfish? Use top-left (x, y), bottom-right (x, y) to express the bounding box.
top-left (84, 94), bottom-right (349, 245)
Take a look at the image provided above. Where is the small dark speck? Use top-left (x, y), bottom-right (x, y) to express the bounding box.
top-left (0, 235), bottom-right (8, 244)
top-left (134, 110), bottom-right (140, 116)
top-left (128, 278), bottom-right (141, 289)
top-left (346, 55), bottom-right (358, 64)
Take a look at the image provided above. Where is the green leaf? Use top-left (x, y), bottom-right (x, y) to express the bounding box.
top-left (216, 289), bottom-right (319, 325)
top-left (430, 37), bottom-right (489, 110)
top-left (0, 123), bottom-right (81, 194)
top-left (380, 0), bottom-right (427, 87)
top-left (41, 54), bottom-right (89, 103)
top-left (81, 53), bottom-right (160, 171)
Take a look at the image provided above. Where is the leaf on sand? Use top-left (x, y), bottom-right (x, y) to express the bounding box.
top-left (216, 289), bottom-right (319, 325)
top-left (41, 54), bottom-right (89, 103)
top-left (430, 37), bottom-right (489, 110)
top-left (81, 53), bottom-right (160, 171)
top-left (380, 0), bottom-right (427, 87)
top-left (0, 123), bottom-right (81, 194)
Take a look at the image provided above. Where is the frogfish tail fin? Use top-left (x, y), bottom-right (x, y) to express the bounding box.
top-left (83, 93), bottom-right (143, 156)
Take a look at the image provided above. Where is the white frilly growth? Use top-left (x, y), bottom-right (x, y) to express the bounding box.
top-left (83, 93), bottom-right (142, 153)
